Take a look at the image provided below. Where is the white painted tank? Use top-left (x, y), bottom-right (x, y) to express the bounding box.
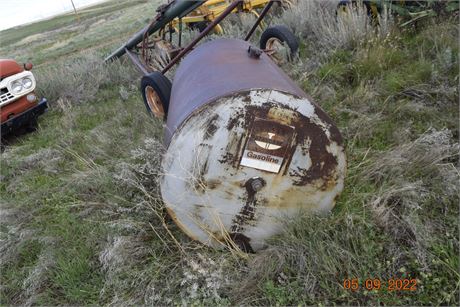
top-left (161, 39), bottom-right (346, 252)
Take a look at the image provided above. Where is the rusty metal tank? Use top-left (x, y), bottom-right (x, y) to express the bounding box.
top-left (161, 38), bottom-right (346, 252)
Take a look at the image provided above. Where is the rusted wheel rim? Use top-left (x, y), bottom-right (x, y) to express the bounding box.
top-left (266, 37), bottom-right (288, 64)
top-left (145, 85), bottom-right (165, 119)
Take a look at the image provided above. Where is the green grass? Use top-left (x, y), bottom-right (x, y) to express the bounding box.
top-left (0, 1), bottom-right (458, 306)
top-left (1, 89), bottom-right (164, 305)
top-left (0, 0), bottom-right (156, 65)
top-left (0, 0), bottom-right (148, 47)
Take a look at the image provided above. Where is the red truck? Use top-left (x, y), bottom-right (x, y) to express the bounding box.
top-left (0, 59), bottom-right (47, 136)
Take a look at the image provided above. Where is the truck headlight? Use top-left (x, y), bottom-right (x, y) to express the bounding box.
top-left (22, 77), bottom-right (33, 89)
top-left (11, 81), bottom-right (23, 94)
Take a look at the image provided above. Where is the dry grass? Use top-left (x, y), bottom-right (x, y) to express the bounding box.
top-left (0, 0), bottom-right (157, 65)
top-left (35, 53), bottom-right (139, 108)
top-left (276, 0), bottom-right (392, 52)
top-left (368, 128), bottom-right (459, 264)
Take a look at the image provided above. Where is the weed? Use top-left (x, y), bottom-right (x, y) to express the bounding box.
top-left (35, 53), bottom-right (139, 108)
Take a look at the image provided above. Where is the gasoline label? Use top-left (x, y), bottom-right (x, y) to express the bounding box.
top-left (240, 118), bottom-right (295, 173)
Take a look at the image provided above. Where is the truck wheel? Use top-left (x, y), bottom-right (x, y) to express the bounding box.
top-left (140, 72), bottom-right (172, 120)
top-left (260, 25), bottom-right (299, 63)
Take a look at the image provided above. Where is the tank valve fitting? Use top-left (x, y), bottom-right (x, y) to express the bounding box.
top-left (247, 46), bottom-right (262, 59)
top-left (248, 177), bottom-right (266, 192)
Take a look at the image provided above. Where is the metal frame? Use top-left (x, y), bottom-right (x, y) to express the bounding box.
top-left (106, 0), bottom-right (280, 74)
top-left (161, 0), bottom-right (243, 74)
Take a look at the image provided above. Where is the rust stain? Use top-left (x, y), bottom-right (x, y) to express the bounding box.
top-left (223, 188), bottom-right (236, 200)
top-left (219, 132), bottom-right (245, 166)
top-left (219, 152), bottom-right (234, 165)
top-left (191, 145), bottom-right (211, 194)
top-left (281, 133), bottom-right (299, 176)
top-left (205, 179), bottom-right (222, 190)
top-left (229, 178), bottom-right (266, 252)
top-left (242, 95), bottom-right (252, 103)
top-left (232, 133), bottom-right (249, 169)
top-left (314, 107), bottom-right (343, 144)
top-left (218, 99), bottom-right (342, 193)
top-left (203, 114), bottom-right (219, 140)
top-left (266, 187), bottom-right (319, 209)
top-left (241, 102), bottom-right (340, 187)
top-left (267, 106), bottom-right (298, 126)
top-left (229, 233), bottom-right (254, 253)
top-left (226, 115), bottom-right (241, 130)
top-left (194, 158), bottom-right (209, 193)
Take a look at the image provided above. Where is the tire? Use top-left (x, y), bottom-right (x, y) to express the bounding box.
top-left (260, 25), bottom-right (299, 59)
top-left (140, 72), bottom-right (172, 120)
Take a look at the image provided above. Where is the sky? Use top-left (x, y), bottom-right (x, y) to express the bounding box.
top-left (0, 0), bottom-right (109, 31)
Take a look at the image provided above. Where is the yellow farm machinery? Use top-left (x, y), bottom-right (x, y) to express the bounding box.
top-left (105, 1), bottom-right (296, 71)
top-left (172, 0), bottom-right (291, 34)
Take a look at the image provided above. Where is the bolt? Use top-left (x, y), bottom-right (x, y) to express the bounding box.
top-left (250, 177), bottom-right (265, 192)
top-left (247, 46), bottom-right (262, 59)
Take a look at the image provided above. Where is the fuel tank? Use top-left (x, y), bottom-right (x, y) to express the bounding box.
top-left (161, 39), bottom-right (346, 251)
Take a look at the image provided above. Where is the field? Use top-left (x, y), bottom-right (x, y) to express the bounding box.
top-left (1, 0), bottom-right (459, 305)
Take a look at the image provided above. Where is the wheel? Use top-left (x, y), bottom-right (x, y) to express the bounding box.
top-left (140, 72), bottom-right (172, 120)
top-left (260, 25), bottom-right (299, 63)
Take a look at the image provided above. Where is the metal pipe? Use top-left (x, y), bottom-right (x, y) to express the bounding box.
top-left (244, 0), bottom-right (275, 41)
top-left (125, 48), bottom-right (151, 75)
top-left (161, 0), bottom-right (242, 74)
top-left (104, 0), bottom-right (205, 63)
top-left (178, 18), bottom-right (183, 47)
